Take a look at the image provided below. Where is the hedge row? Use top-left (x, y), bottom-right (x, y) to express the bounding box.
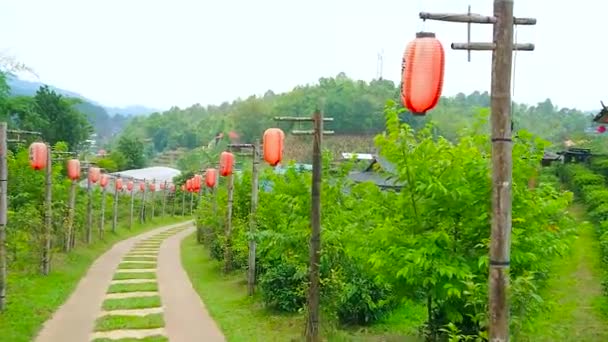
top-left (558, 163), bottom-right (608, 295)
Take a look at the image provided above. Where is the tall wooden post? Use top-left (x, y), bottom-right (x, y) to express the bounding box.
top-left (223, 173), bottom-right (235, 273)
top-left (189, 191), bottom-right (194, 215)
top-left (86, 172), bottom-right (93, 244)
top-left (162, 180), bottom-right (168, 217)
top-left (172, 188), bottom-right (177, 216)
top-left (65, 179), bottom-right (77, 252)
top-left (274, 109), bottom-right (333, 342)
top-left (129, 185), bottom-right (135, 229)
top-left (0, 123), bottom-right (7, 311)
top-left (140, 179), bottom-right (146, 224)
top-left (415, 5), bottom-right (535, 341)
top-left (182, 188), bottom-right (186, 215)
top-left (42, 144), bottom-right (52, 275)
top-left (112, 178), bottom-right (119, 233)
top-left (248, 141), bottom-right (260, 295)
top-left (151, 179), bottom-right (156, 219)
top-left (99, 185), bottom-right (106, 240)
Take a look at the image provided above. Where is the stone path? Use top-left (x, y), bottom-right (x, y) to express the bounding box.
top-left (35, 221), bottom-right (225, 342)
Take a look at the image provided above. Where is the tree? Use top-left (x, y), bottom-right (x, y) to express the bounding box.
top-left (116, 135), bottom-right (146, 170)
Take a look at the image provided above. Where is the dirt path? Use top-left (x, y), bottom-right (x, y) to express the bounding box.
top-left (158, 228), bottom-right (225, 341)
top-left (519, 204), bottom-right (608, 341)
top-left (34, 221), bottom-right (220, 342)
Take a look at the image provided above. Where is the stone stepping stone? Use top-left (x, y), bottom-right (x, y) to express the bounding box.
top-left (98, 307), bottom-right (164, 317)
top-left (90, 327), bottom-right (166, 340)
top-left (105, 291), bottom-right (159, 299)
top-left (115, 269), bottom-right (157, 273)
top-left (110, 279), bottom-right (156, 285)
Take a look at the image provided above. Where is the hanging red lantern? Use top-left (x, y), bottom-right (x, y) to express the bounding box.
top-left (186, 179), bottom-right (193, 192)
top-left (263, 128), bottom-right (285, 166)
top-left (139, 182), bottom-right (146, 191)
top-left (598, 125), bottom-right (606, 133)
top-left (160, 182), bottom-right (166, 190)
top-left (193, 174), bottom-right (203, 191)
top-left (205, 168), bottom-right (217, 188)
top-left (228, 131), bottom-right (240, 141)
top-left (100, 174), bottom-right (109, 188)
top-left (127, 181), bottom-right (134, 191)
top-left (170, 184), bottom-right (176, 192)
top-left (29, 142), bottom-right (47, 170)
top-left (401, 32), bottom-right (445, 115)
top-left (115, 178), bottom-right (123, 191)
top-left (66, 159), bottom-right (80, 180)
top-left (219, 151), bottom-right (235, 176)
top-left (149, 183), bottom-right (156, 191)
top-left (88, 167), bottom-right (101, 184)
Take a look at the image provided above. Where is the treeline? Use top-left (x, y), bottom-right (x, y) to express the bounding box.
top-left (116, 72), bottom-right (593, 163)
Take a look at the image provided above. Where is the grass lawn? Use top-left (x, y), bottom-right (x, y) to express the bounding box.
top-left (517, 204), bottom-right (608, 341)
top-left (0, 217), bottom-right (191, 342)
top-left (181, 233), bottom-right (425, 342)
top-left (94, 313), bottom-right (165, 331)
top-left (118, 263), bottom-right (157, 270)
top-left (113, 272), bottom-right (157, 280)
top-left (108, 282), bottom-right (159, 293)
top-left (102, 296), bottom-right (162, 310)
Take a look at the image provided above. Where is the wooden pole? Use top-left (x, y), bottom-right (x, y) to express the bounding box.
top-left (140, 179), bottom-right (146, 223)
top-left (182, 188), bottom-right (186, 215)
top-left (151, 179), bottom-right (156, 219)
top-left (65, 179), bottom-right (77, 252)
top-left (224, 173), bottom-right (235, 273)
top-left (189, 191), bottom-right (194, 215)
top-left (0, 123), bottom-right (7, 311)
top-left (86, 175), bottom-right (93, 244)
top-left (129, 187), bottom-right (134, 229)
top-left (112, 179), bottom-right (119, 233)
top-left (172, 188), bottom-right (176, 216)
top-left (305, 108), bottom-right (323, 342)
top-left (162, 180), bottom-right (167, 217)
top-left (42, 144), bottom-right (52, 275)
top-left (99, 186), bottom-right (106, 240)
top-left (488, 0), bottom-right (514, 340)
top-left (247, 141), bottom-right (260, 296)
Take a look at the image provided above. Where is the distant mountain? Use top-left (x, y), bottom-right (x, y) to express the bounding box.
top-left (6, 76), bottom-right (160, 116)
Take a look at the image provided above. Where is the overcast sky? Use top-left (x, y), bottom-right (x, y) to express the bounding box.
top-left (1, 0), bottom-right (605, 111)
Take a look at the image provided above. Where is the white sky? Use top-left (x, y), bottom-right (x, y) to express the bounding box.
top-left (0, 0), bottom-right (605, 111)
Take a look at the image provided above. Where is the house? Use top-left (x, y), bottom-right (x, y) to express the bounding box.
top-left (347, 155), bottom-right (404, 190)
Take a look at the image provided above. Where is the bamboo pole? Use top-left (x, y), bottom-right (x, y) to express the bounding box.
top-left (162, 181), bottom-right (167, 217)
top-left (224, 173), bottom-right (235, 273)
top-left (189, 191), bottom-right (194, 215)
top-left (65, 179), bottom-right (77, 252)
top-left (0, 123), bottom-right (7, 311)
top-left (86, 174), bottom-right (93, 244)
top-left (112, 179), bottom-right (119, 233)
top-left (247, 141), bottom-right (260, 296)
top-left (151, 179), bottom-right (156, 219)
top-left (129, 187), bottom-right (134, 229)
top-left (182, 188), bottom-right (186, 215)
top-left (99, 185), bottom-right (106, 240)
top-left (42, 144), bottom-right (52, 275)
top-left (305, 108), bottom-right (323, 342)
top-left (488, 0), bottom-right (515, 340)
top-left (140, 179), bottom-right (146, 223)
top-left (172, 187), bottom-right (176, 216)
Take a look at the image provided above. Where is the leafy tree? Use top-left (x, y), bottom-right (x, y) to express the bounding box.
top-left (116, 135), bottom-right (146, 169)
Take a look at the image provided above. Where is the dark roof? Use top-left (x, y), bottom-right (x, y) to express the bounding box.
top-left (350, 155), bottom-right (404, 189)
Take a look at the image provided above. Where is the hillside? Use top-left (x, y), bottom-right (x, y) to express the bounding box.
top-left (113, 73), bottom-right (597, 171)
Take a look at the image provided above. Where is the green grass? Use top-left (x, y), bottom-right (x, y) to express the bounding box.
top-left (113, 272), bottom-right (157, 280)
top-left (180, 234), bottom-right (425, 342)
top-left (102, 296), bottom-right (162, 310)
top-left (92, 336), bottom-right (168, 342)
top-left (0, 217), bottom-right (190, 342)
top-left (94, 313), bottom-right (165, 331)
top-left (118, 263), bottom-right (157, 270)
top-left (108, 282), bottom-right (159, 293)
top-left (123, 257), bottom-right (157, 262)
top-left (517, 203), bottom-right (608, 341)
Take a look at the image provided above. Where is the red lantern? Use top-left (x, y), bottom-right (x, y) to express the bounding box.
top-left (127, 181), bottom-right (134, 191)
top-left (88, 167), bottom-right (101, 184)
top-left (219, 151), bottom-right (235, 176)
top-left (181, 184), bottom-right (186, 191)
top-left (193, 174), bottom-right (203, 191)
top-left (160, 182), bottom-right (166, 190)
top-left (205, 168), bottom-right (217, 188)
top-left (29, 142), bottom-right (47, 170)
top-left (186, 179), bottom-right (193, 192)
top-left (401, 32), bottom-right (445, 115)
top-left (115, 178), bottom-right (123, 191)
top-left (170, 184), bottom-right (176, 192)
top-left (598, 126), bottom-right (606, 133)
top-left (140, 182), bottom-right (146, 191)
top-left (228, 131), bottom-right (239, 141)
top-left (66, 159), bottom-right (80, 180)
top-left (100, 174), bottom-right (109, 188)
top-left (149, 183), bottom-right (156, 191)
top-left (263, 128), bottom-right (285, 166)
